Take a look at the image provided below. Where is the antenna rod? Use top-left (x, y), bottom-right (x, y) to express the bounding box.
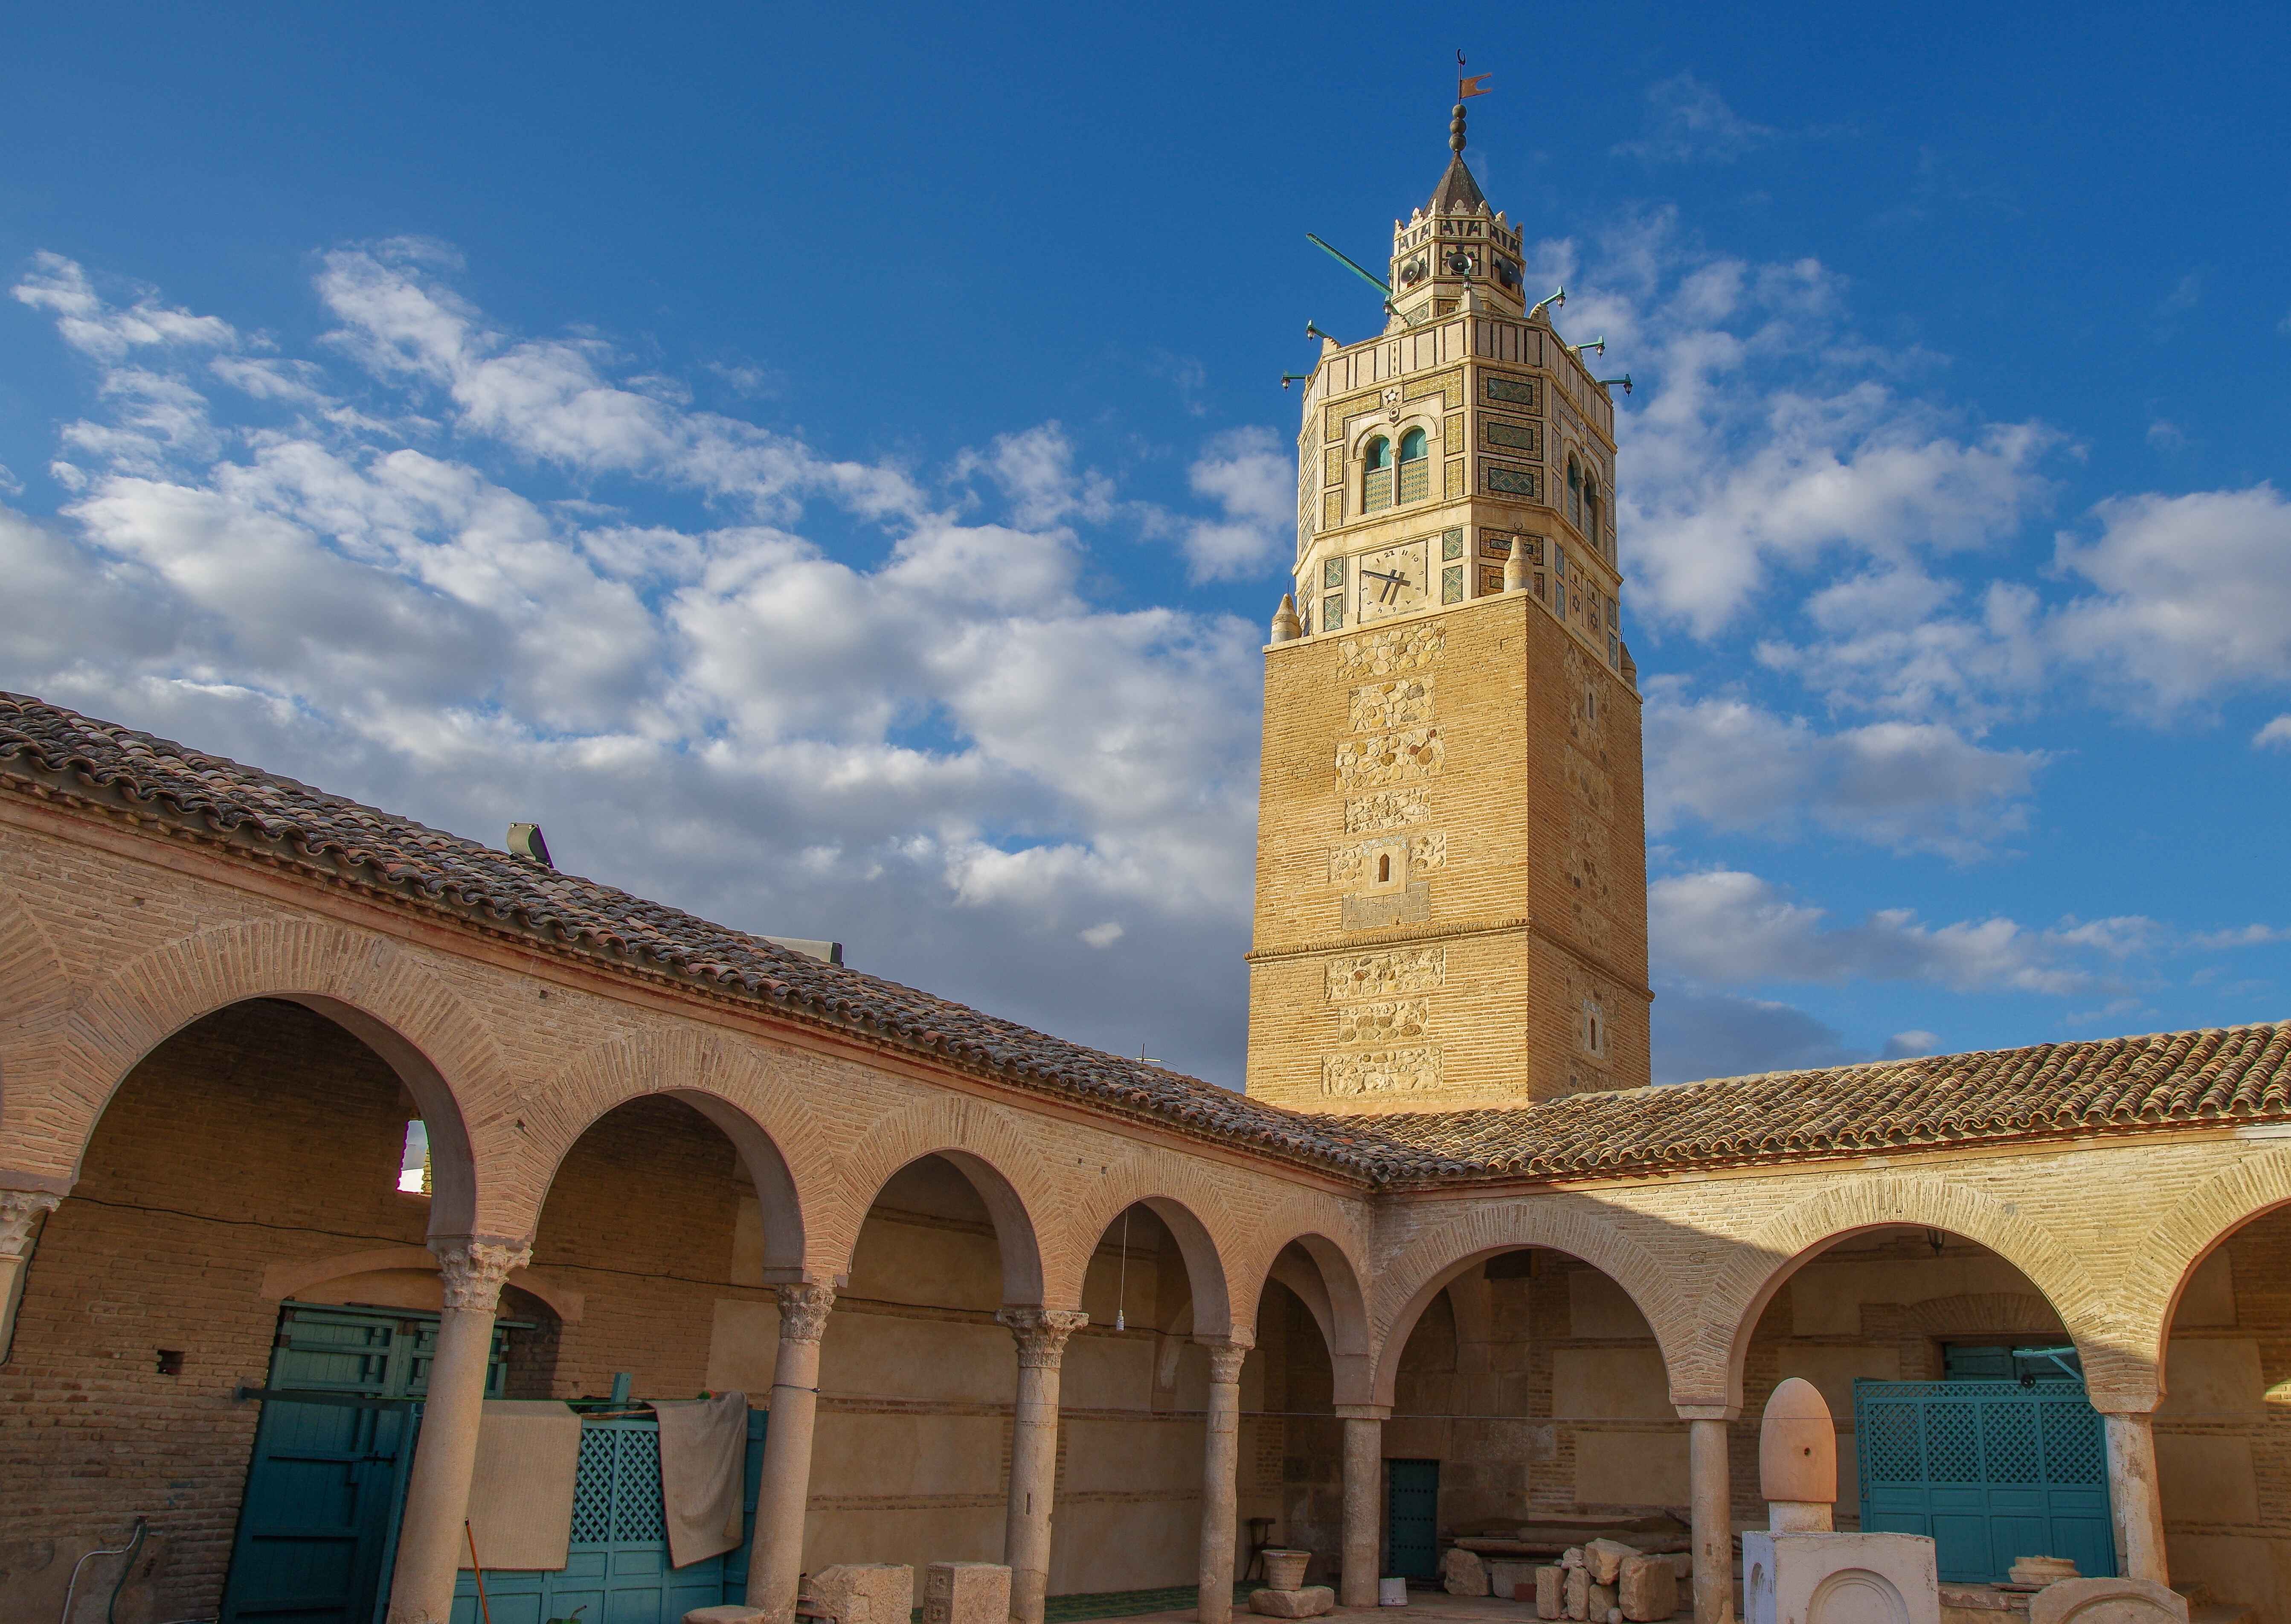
top-left (1305, 234), bottom-right (1394, 299)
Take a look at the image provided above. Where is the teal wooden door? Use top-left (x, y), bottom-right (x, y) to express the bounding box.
top-left (221, 1304), bottom-right (511, 1624)
top-left (1385, 1459), bottom-right (1440, 1582)
top-left (1855, 1379), bottom-right (2115, 1583)
top-left (450, 1411), bottom-right (768, 1624)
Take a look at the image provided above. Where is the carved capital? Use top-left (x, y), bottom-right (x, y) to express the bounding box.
top-left (775, 1282), bottom-right (836, 1343)
top-left (432, 1237), bottom-right (532, 1313)
top-left (0, 1192), bottom-right (60, 1259)
top-left (1196, 1330), bottom-right (1255, 1386)
top-left (996, 1307), bottom-right (1089, 1368)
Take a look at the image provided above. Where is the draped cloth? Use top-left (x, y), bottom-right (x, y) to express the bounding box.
top-left (654, 1392), bottom-right (749, 1567)
top-left (461, 1400), bottom-right (584, 1571)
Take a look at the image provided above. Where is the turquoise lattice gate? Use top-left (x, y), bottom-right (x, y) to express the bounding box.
top-left (1854, 1379), bottom-right (2115, 1584)
top-left (450, 1411), bottom-right (767, 1624)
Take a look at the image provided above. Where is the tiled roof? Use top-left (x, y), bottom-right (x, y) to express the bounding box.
top-left (1368, 1024), bottom-right (2291, 1182)
top-left (0, 692), bottom-right (1432, 1181)
top-left (6, 691), bottom-right (2284, 1190)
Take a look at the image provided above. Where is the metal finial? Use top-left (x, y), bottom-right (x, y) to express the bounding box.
top-left (1451, 103), bottom-right (1466, 155)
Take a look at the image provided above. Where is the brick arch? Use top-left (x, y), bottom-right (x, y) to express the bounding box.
top-left (0, 888), bottom-right (73, 1192)
top-left (504, 1024), bottom-right (835, 1279)
top-left (20, 915), bottom-right (511, 1238)
top-left (2118, 1144), bottom-right (2291, 1395)
top-left (1367, 1194), bottom-right (1687, 1411)
top-left (1231, 1221), bottom-right (1376, 1406)
top-left (1067, 1167), bottom-right (1245, 1341)
top-left (1699, 1175), bottom-right (2125, 1411)
top-left (825, 1094), bottom-right (1061, 1307)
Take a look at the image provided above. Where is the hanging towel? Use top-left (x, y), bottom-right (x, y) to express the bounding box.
top-left (653, 1391), bottom-right (749, 1567)
top-left (461, 1400), bottom-right (583, 1571)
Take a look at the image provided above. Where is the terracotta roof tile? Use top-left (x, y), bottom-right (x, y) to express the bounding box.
top-left (0, 692), bottom-right (1432, 1180)
top-left (1365, 1022), bottom-right (2291, 1180)
top-left (6, 691), bottom-right (2285, 1188)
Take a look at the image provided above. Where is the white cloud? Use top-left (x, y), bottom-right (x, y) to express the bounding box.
top-left (1882, 1029), bottom-right (1941, 1058)
top-left (2048, 484), bottom-right (2291, 712)
top-left (1613, 74), bottom-right (1777, 164)
top-left (1644, 681), bottom-right (2046, 857)
top-left (2, 249), bottom-right (1275, 1082)
top-left (1649, 868), bottom-right (2120, 995)
top-left (2254, 715), bottom-right (2291, 750)
top-left (2147, 418), bottom-right (2187, 453)
top-left (1180, 427), bottom-right (1292, 582)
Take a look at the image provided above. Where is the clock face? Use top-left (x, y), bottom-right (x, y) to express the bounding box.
top-left (1356, 541), bottom-right (1430, 622)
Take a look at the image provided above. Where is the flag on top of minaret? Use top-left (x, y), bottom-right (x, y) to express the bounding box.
top-left (1457, 50), bottom-right (1492, 99)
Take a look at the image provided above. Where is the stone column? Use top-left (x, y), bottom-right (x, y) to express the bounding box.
top-left (998, 1307), bottom-right (1088, 1624)
top-left (1336, 1404), bottom-right (1388, 1608)
top-left (2102, 1410), bottom-right (2169, 1586)
top-left (1196, 1333), bottom-right (1254, 1624)
top-left (748, 1283), bottom-right (836, 1624)
top-left (385, 1237), bottom-right (530, 1624)
top-left (0, 1191), bottom-right (61, 1362)
top-left (1682, 1411), bottom-right (1738, 1624)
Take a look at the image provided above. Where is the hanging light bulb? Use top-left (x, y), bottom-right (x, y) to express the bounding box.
top-left (1115, 1208), bottom-right (1131, 1331)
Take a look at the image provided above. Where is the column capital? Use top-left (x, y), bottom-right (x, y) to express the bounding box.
top-left (431, 1236), bottom-right (532, 1312)
top-left (1334, 1403), bottom-right (1391, 1422)
top-left (775, 1281), bottom-right (836, 1343)
top-left (1674, 1403), bottom-right (1741, 1423)
top-left (997, 1307), bottom-right (1089, 1367)
top-left (1196, 1329), bottom-right (1255, 1384)
top-left (0, 1191), bottom-right (61, 1259)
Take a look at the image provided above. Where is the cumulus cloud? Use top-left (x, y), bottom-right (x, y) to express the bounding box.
top-left (1649, 868), bottom-right (2122, 995)
top-left (3, 249), bottom-right (1273, 1082)
top-left (1180, 427), bottom-right (1292, 582)
top-left (2254, 716), bottom-right (2291, 750)
top-left (2047, 485), bottom-right (2291, 712)
top-left (1643, 680), bottom-right (2046, 858)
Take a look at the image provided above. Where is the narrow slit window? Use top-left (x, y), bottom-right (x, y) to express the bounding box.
top-left (1377, 853), bottom-right (1391, 883)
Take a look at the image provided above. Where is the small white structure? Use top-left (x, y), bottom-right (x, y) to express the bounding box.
top-left (1741, 1378), bottom-right (1940, 1624)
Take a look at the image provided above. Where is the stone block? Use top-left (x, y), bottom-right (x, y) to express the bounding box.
top-left (811, 1564), bottom-right (915, 1624)
top-left (1617, 1554), bottom-right (1676, 1623)
top-left (923, 1562), bottom-right (1010, 1624)
top-left (1249, 1585), bottom-right (1335, 1618)
top-left (1534, 1566), bottom-right (1563, 1620)
top-left (1566, 1566), bottom-right (1589, 1620)
top-left (1586, 1583), bottom-right (1615, 1621)
top-left (2027, 1578), bottom-right (2189, 1624)
top-left (1584, 1540), bottom-right (1636, 1585)
top-left (683, 1609), bottom-right (767, 1624)
top-left (1442, 1546), bottom-right (1490, 1596)
top-left (1489, 1559), bottom-right (1538, 1599)
top-left (1742, 1531), bottom-right (1939, 1624)
top-left (1563, 1547), bottom-right (1586, 1569)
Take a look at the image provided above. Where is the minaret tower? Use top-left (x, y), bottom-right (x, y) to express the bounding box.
top-left (1246, 101), bottom-right (1648, 1113)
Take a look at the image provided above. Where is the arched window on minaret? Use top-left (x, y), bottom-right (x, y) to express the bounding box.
top-left (1585, 481), bottom-right (1604, 558)
top-left (1362, 436), bottom-right (1393, 513)
top-left (1397, 427), bottom-right (1429, 504)
top-left (1567, 454), bottom-right (1584, 531)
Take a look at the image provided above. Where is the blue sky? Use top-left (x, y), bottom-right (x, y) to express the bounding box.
top-left (4, 2), bottom-right (2287, 1087)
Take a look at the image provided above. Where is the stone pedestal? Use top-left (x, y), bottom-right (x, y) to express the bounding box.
top-left (1742, 1531), bottom-right (1940, 1624)
top-left (1249, 1587), bottom-right (1334, 1618)
top-left (923, 1561), bottom-right (1011, 1624)
top-left (750, 1284), bottom-right (835, 1624)
top-left (811, 1564), bottom-right (915, 1624)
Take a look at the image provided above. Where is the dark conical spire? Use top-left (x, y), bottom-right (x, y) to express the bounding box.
top-left (1429, 101), bottom-right (1487, 215)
